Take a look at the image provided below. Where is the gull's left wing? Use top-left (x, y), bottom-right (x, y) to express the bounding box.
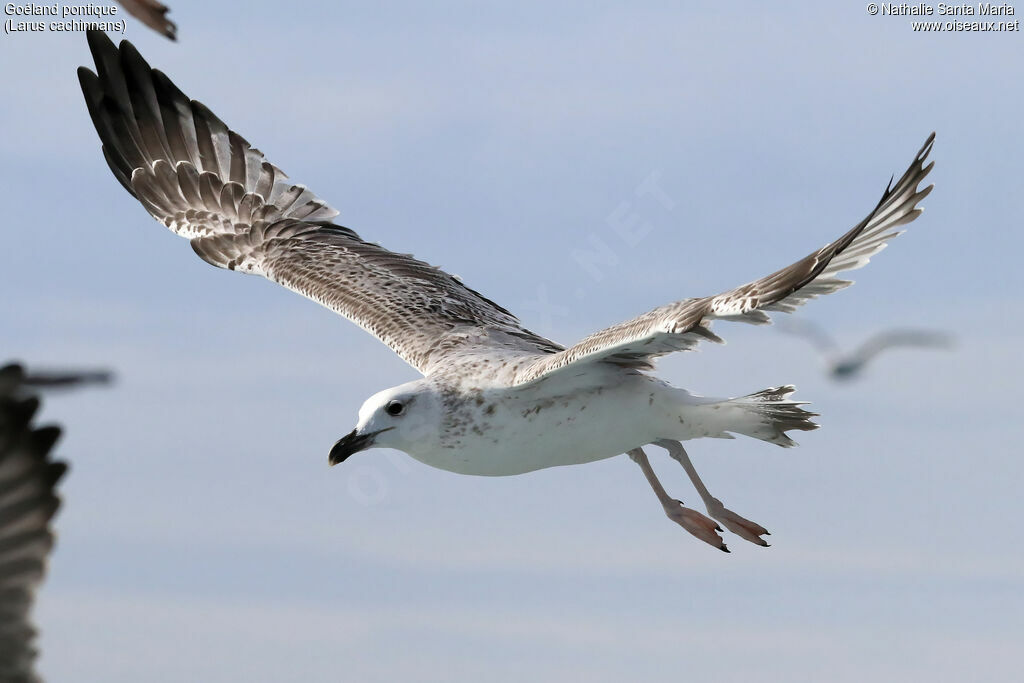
top-left (0, 364), bottom-right (67, 682)
top-left (512, 134), bottom-right (935, 386)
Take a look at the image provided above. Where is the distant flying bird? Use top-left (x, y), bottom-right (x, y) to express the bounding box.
top-left (119, 0), bottom-right (176, 40)
top-left (21, 369), bottom-right (114, 391)
top-left (78, 30), bottom-right (935, 551)
top-left (0, 364), bottom-right (68, 681)
top-left (778, 318), bottom-right (954, 380)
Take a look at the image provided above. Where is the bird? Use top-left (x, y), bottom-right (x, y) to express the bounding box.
top-left (118, 0), bottom-right (176, 40)
top-left (77, 30), bottom-right (934, 552)
top-left (776, 319), bottom-right (954, 380)
top-left (0, 364), bottom-right (69, 681)
top-left (19, 369), bottom-right (114, 391)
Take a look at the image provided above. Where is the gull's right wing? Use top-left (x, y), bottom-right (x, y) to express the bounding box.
top-left (78, 31), bottom-right (560, 375)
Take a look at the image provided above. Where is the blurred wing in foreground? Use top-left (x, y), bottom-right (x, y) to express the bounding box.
top-left (0, 364), bottom-right (67, 681)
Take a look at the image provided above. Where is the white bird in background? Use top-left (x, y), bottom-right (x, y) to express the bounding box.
top-left (0, 363), bottom-right (111, 681)
top-left (777, 318), bottom-right (954, 381)
top-left (78, 30), bottom-right (935, 551)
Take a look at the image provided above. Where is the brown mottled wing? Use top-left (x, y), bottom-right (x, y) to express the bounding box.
top-left (512, 134), bottom-right (936, 386)
top-left (189, 220), bottom-right (560, 370)
top-left (78, 31), bottom-right (557, 373)
top-left (0, 365), bottom-right (67, 682)
top-left (78, 30), bottom-right (337, 238)
top-left (119, 0), bottom-right (177, 40)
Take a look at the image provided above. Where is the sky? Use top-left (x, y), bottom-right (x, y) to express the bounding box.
top-left (2, 2), bottom-right (1022, 681)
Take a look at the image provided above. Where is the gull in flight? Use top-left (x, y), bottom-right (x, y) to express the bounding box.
top-left (777, 319), bottom-right (954, 381)
top-left (78, 31), bottom-right (934, 551)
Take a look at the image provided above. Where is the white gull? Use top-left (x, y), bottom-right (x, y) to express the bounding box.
top-left (78, 31), bottom-right (934, 551)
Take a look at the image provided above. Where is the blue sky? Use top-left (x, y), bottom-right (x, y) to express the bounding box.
top-left (2, 2), bottom-right (1022, 680)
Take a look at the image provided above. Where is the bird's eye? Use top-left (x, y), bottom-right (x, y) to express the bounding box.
top-left (385, 400), bottom-right (405, 416)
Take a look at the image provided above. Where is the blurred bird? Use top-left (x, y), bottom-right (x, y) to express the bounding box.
top-left (0, 363), bottom-right (110, 681)
top-left (119, 0), bottom-right (176, 40)
top-left (20, 369), bottom-right (114, 391)
top-left (777, 319), bottom-right (954, 380)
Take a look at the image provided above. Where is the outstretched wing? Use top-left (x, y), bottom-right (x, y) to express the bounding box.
top-left (774, 317), bottom-right (840, 356)
top-left (78, 31), bottom-right (559, 374)
top-left (850, 329), bottom-right (954, 365)
top-left (512, 134), bottom-right (936, 386)
top-left (0, 365), bottom-right (68, 682)
top-left (118, 0), bottom-right (176, 40)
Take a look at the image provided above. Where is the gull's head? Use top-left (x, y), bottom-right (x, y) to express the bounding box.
top-left (328, 380), bottom-right (440, 465)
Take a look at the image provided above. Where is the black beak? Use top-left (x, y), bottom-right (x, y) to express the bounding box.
top-left (328, 428), bottom-right (388, 466)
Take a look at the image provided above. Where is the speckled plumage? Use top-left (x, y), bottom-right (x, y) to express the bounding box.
top-left (78, 31), bottom-right (936, 550)
top-left (78, 30), bottom-right (934, 389)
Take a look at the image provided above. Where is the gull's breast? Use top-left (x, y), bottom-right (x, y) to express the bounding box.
top-left (411, 374), bottom-right (672, 476)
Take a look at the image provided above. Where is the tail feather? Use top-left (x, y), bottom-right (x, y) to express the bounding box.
top-left (725, 385), bottom-right (819, 447)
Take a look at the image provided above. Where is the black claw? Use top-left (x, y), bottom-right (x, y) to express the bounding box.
top-left (763, 543), bottom-right (771, 548)
top-left (720, 544), bottom-right (730, 553)
top-left (764, 531), bottom-right (771, 536)
top-left (715, 525), bottom-right (723, 532)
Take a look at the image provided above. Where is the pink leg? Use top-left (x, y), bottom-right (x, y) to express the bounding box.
top-left (628, 447), bottom-right (729, 552)
top-left (655, 439), bottom-right (770, 547)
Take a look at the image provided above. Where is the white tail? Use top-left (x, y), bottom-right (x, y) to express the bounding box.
top-left (727, 385), bottom-right (819, 447)
top-left (689, 385), bottom-right (819, 447)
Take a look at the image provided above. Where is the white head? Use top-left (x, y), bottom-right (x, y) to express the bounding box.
top-left (328, 379), bottom-right (442, 465)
